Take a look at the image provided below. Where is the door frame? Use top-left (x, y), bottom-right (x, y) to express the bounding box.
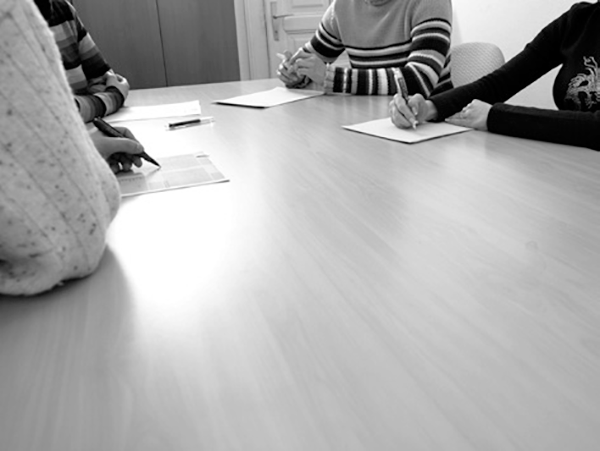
top-left (234, 0), bottom-right (271, 80)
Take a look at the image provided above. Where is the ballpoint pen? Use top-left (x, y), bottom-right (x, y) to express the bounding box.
top-left (167, 116), bottom-right (214, 129)
top-left (392, 67), bottom-right (417, 129)
top-left (92, 117), bottom-right (161, 167)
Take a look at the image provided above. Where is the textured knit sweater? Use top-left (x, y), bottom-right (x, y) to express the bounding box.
top-left (35, 0), bottom-right (128, 123)
top-left (0, 0), bottom-right (120, 296)
top-left (306, 0), bottom-right (453, 96)
top-left (430, 1), bottom-right (600, 151)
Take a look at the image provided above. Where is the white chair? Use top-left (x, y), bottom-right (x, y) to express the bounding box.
top-left (450, 42), bottom-right (505, 87)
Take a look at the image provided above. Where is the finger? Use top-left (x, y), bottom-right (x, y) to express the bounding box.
top-left (389, 99), bottom-right (413, 129)
top-left (289, 48), bottom-right (310, 65)
top-left (294, 59), bottom-right (310, 70)
top-left (407, 97), bottom-right (420, 120)
top-left (445, 115), bottom-right (469, 127)
top-left (394, 94), bottom-right (418, 125)
top-left (111, 153), bottom-right (134, 167)
top-left (114, 127), bottom-right (138, 142)
top-left (132, 156), bottom-right (143, 168)
top-left (113, 137), bottom-right (145, 156)
top-left (277, 66), bottom-right (298, 81)
top-left (119, 160), bottom-right (131, 172)
top-left (277, 70), bottom-right (299, 85)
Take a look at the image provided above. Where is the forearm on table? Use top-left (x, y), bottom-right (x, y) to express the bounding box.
top-left (488, 104), bottom-right (600, 151)
top-left (75, 87), bottom-right (125, 123)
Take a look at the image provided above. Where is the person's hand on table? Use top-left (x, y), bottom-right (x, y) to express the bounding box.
top-left (389, 93), bottom-right (437, 129)
top-left (290, 48), bottom-right (326, 87)
top-left (445, 100), bottom-right (491, 131)
top-left (105, 71), bottom-right (129, 99)
top-left (276, 50), bottom-right (304, 88)
top-left (90, 126), bottom-right (145, 173)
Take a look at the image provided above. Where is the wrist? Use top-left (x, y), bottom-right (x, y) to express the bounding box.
top-left (424, 100), bottom-right (438, 122)
top-left (289, 75), bottom-right (312, 89)
top-left (106, 86), bottom-right (125, 105)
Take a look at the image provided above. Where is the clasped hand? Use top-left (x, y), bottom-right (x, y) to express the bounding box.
top-left (276, 49), bottom-right (326, 88)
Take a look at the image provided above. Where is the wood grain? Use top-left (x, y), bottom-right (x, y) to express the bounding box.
top-left (1, 80), bottom-right (600, 451)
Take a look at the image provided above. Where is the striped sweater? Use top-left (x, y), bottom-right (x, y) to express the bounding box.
top-left (35, 0), bottom-right (127, 123)
top-left (0, 0), bottom-right (120, 296)
top-left (305, 0), bottom-right (453, 96)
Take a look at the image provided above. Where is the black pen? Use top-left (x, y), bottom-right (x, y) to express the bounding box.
top-left (92, 117), bottom-right (161, 167)
top-left (167, 116), bottom-right (214, 129)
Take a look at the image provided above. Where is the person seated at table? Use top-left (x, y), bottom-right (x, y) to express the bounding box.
top-left (33, 0), bottom-right (129, 123)
top-left (389, 1), bottom-right (600, 151)
top-left (0, 0), bottom-right (142, 296)
top-left (277, 0), bottom-right (453, 97)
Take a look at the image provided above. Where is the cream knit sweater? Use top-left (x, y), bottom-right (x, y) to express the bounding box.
top-left (0, 0), bottom-right (120, 296)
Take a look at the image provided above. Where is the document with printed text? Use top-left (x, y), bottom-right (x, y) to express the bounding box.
top-left (117, 154), bottom-right (228, 197)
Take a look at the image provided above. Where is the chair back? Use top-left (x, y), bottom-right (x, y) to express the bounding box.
top-left (450, 42), bottom-right (505, 87)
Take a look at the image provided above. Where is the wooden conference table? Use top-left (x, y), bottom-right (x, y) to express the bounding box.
top-left (1, 79), bottom-right (600, 451)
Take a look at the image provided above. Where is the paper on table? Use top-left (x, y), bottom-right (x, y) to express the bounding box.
top-left (215, 87), bottom-right (323, 108)
top-left (117, 154), bottom-right (228, 197)
top-left (109, 101), bottom-right (202, 122)
top-left (343, 118), bottom-right (471, 144)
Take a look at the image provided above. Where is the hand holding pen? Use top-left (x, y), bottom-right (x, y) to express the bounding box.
top-left (391, 68), bottom-right (418, 129)
top-left (276, 50), bottom-right (304, 87)
top-left (92, 117), bottom-right (160, 173)
top-left (389, 69), bottom-right (439, 130)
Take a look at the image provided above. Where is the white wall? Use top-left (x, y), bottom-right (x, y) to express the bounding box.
top-left (451, 0), bottom-right (576, 108)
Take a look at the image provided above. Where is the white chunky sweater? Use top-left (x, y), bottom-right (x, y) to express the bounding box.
top-left (0, 0), bottom-right (120, 296)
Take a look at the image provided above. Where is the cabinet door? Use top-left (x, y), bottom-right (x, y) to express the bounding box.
top-left (156, 0), bottom-right (241, 86)
top-left (72, 0), bottom-right (167, 88)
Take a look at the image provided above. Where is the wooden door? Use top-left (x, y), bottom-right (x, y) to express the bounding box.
top-left (263, 0), bottom-right (332, 77)
top-left (73, 0), bottom-right (167, 89)
top-left (156, 0), bottom-right (241, 86)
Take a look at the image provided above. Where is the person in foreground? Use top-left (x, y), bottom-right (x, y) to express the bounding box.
top-left (390, 1), bottom-right (600, 151)
top-left (34, 0), bottom-right (129, 123)
top-left (0, 0), bottom-right (141, 296)
top-left (277, 0), bottom-right (453, 96)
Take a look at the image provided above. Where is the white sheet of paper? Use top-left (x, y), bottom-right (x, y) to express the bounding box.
top-left (216, 87), bottom-right (323, 108)
top-left (343, 118), bottom-right (471, 144)
top-left (109, 101), bottom-right (202, 122)
top-left (117, 154), bottom-right (228, 197)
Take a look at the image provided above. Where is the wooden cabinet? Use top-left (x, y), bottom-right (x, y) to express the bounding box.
top-left (73, 0), bottom-right (240, 89)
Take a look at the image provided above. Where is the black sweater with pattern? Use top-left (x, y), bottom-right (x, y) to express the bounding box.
top-left (430, 2), bottom-right (600, 151)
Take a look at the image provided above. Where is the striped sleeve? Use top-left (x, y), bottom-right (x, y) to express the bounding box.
top-left (305, 5), bottom-right (345, 62)
top-left (50, 1), bottom-right (127, 122)
top-left (73, 15), bottom-right (126, 122)
top-left (75, 81), bottom-right (125, 123)
top-left (401, 18), bottom-right (452, 96)
top-left (324, 18), bottom-right (451, 96)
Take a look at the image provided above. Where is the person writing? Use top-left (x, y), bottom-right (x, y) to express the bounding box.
top-left (390, 1), bottom-right (600, 151)
top-left (0, 0), bottom-right (142, 296)
top-left (33, 0), bottom-right (129, 123)
top-left (277, 0), bottom-right (453, 97)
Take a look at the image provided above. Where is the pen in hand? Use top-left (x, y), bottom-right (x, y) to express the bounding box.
top-left (277, 52), bottom-right (293, 70)
top-left (92, 117), bottom-right (161, 167)
top-left (392, 68), bottom-right (418, 129)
